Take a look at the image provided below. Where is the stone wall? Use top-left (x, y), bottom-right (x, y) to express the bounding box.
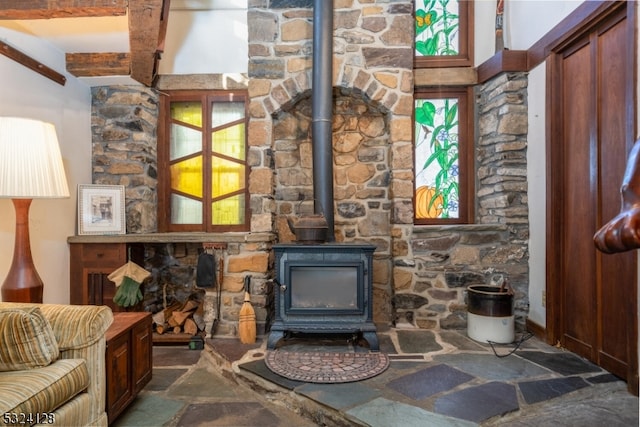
top-left (393, 72), bottom-right (530, 330)
top-left (248, 1), bottom-right (415, 324)
top-left (89, 2), bottom-right (532, 337)
top-left (92, 86), bottom-right (159, 234)
top-left (91, 82), bottom-right (275, 337)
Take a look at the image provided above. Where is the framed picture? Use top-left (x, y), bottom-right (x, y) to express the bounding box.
top-left (77, 184), bottom-right (126, 235)
top-left (414, 0), bottom-right (474, 68)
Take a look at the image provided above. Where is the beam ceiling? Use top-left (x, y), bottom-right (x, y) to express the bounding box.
top-left (0, 0), bottom-right (169, 87)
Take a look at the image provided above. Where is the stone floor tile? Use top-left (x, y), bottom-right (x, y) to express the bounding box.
top-left (386, 364), bottom-right (474, 400)
top-left (439, 330), bottom-right (487, 351)
top-left (517, 351), bottom-right (602, 376)
top-left (377, 332), bottom-right (398, 354)
top-left (239, 359), bottom-right (305, 390)
top-left (518, 376), bottom-right (590, 404)
top-left (146, 368), bottom-right (188, 391)
top-left (483, 382), bottom-right (637, 427)
top-left (434, 381), bottom-right (519, 423)
top-left (112, 394), bottom-right (184, 427)
top-left (587, 373), bottom-right (622, 384)
top-left (205, 338), bottom-right (263, 363)
top-left (396, 330), bottom-right (443, 354)
top-left (347, 397), bottom-right (477, 427)
top-left (152, 346), bottom-right (202, 367)
top-left (296, 382), bottom-right (381, 409)
top-left (434, 353), bottom-right (551, 381)
top-left (176, 402), bottom-right (282, 427)
top-left (169, 367), bottom-right (239, 399)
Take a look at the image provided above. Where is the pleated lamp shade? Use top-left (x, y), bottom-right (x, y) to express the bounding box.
top-left (0, 117), bottom-right (69, 199)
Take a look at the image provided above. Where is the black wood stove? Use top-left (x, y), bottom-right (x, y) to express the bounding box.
top-left (267, 243), bottom-right (379, 350)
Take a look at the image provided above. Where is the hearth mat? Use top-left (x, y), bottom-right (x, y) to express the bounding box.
top-left (264, 350), bottom-right (389, 383)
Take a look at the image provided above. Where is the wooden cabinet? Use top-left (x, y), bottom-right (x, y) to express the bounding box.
top-left (69, 242), bottom-right (143, 312)
top-left (105, 312), bottom-right (153, 424)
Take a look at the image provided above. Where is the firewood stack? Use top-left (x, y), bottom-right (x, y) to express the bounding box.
top-left (152, 298), bottom-right (205, 336)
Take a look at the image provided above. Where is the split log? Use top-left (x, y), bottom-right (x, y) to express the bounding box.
top-left (153, 297), bottom-right (205, 335)
top-left (183, 318), bottom-right (198, 336)
top-left (180, 299), bottom-right (199, 313)
top-left (168, 310), bottom-right (191, 327)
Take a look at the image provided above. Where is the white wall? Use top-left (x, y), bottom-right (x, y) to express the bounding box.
top-left (158, 0), bottom-right (248, 75)
top-left (505, 1), bottom-right (594, 327)
top-left (0, 23), bottom-right (92, 303)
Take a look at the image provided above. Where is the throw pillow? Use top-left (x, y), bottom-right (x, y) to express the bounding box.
top-left (0, 307), bottom-right (60, 371)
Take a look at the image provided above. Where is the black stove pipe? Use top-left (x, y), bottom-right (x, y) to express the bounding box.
top-left (312, 0), bottom-right (335, 241)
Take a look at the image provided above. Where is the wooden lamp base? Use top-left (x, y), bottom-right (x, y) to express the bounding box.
top-left (0, 199), bottom-right (44, 303)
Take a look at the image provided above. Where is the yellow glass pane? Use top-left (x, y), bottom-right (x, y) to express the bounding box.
top-left (170, 124), bottom-right (202, 161)
top-left (212, 124), bottom-right (245, 160)
top-left (171, 102), bottom-right (202, 127)
top-left (211, 156), bottom-right (245, 198)
top-left (212, 194), bottom-right (245, 225)
top-left (170, 156), bottom-right (203, 198)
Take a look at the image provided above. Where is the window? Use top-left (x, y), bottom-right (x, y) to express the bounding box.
top-left (414, 87), bottom-right (474, 224)
top-left (158, 90), bottom-right (249, 232)
top-left (414, 0), bottom-right (474, 68)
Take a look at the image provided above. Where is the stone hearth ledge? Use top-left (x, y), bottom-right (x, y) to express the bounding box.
top-left (67, 232), bottom-right (277, 244)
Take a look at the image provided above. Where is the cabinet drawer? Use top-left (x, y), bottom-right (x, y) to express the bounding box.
top-left (80, 244), bottom-right (125, 265)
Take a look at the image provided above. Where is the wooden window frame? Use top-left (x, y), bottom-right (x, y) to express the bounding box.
top-left (157, 89), bottom-right (250, 233)
top-left (413, 86), bottom-right (475, 225)
top-left (414, 0), bottom-right (474, 68)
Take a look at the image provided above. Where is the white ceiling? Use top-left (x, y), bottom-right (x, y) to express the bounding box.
top-left (16, 16), bottom-right (129, 53)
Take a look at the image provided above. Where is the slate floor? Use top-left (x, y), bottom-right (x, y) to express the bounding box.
top-left (113, 328), bottom-right (639, 426)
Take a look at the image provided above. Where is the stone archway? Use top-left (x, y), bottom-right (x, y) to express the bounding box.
top-left (272, 88), bottom-right (393, 322)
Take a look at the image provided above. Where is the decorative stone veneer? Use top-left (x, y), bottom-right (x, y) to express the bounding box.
top-left (91, 82), bottom-right (275, 337)
top-left (89, 2), bottom-right (531, 337)
top-left (92, 86), bottom-right (159, 234)
top-left (248, 1), bottom-right (415, 323)
top-left (394, 72), bottom-right (530, 330)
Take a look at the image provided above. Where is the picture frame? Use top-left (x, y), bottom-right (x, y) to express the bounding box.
top-left (414, 0), bottom-right (474, 68)
top-left (77, 184), bottom-right (126, 235)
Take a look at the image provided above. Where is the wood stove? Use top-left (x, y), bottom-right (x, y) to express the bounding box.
top-left (267, 243), bottom-right (379, 350)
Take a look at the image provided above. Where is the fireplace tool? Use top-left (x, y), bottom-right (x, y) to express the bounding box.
top-left (198, 243), bottom-right (225, 336)
top-left (239, 275), bottom-right (256, 344)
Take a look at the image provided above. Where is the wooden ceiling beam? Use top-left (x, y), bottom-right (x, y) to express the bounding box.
top-left (0, 41), bottom-right (66, 85)
top-left (66, 52), bottom-right (130, 76)
top-left (0, 1), bottom-right (127, 19)
top-left (129, 0), bottom-right (168, 86)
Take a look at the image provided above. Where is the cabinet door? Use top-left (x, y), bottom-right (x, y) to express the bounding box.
top-left (132, 316), bottom-right (153, 393)
top-left (106, 333), bottom-right (132, 423)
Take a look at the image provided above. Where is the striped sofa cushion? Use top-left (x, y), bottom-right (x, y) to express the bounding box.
top-left (0, 359), bottom-right (89, 420)
top-left (0, 308), bottom-right (59, 372)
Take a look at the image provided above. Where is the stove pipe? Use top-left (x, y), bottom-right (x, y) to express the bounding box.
top-left (311, 0), bottom-right (335, 241)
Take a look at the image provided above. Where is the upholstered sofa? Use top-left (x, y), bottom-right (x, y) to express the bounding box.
top-left (0, 302), bottom-right (113, 427)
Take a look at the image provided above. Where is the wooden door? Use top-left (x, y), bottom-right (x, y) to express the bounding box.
top-left (547, 4), bottom-right (637, 392)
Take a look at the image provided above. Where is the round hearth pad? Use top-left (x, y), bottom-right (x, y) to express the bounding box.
top-left (264, 350), bottom-right (389, 383)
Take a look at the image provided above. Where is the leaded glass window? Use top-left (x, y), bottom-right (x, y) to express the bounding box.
top-left (159, 91), bottom-right (249, 232)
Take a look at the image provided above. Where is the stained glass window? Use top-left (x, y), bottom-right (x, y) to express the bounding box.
top-left (414, 0), bottom-right (473, 68)
top-left (161, 91), bottom-right (249, 231)
top-left (415, 0), bottom-right (460, 57)
top-left (414, 88), bottom-right (473, 224)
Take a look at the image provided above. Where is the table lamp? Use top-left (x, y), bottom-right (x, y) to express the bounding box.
top-left (0, 117), bottom-right (70, 303)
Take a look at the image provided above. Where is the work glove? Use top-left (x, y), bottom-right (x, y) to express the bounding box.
top-left (113, 276), bottom-right (143, 307)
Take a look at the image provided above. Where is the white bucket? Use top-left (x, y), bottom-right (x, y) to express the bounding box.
top-left (466, 285), bottom-right (515, 344)
top-left (467, 312), bottom-right (515, 344)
